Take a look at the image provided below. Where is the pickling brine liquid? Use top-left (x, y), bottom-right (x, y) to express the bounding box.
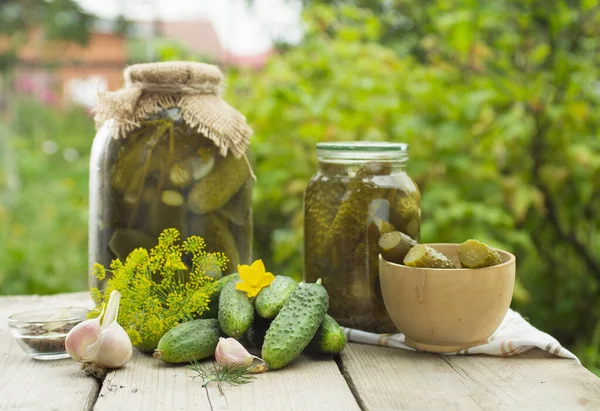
top-left (303, 142), bottom-right (420, 333)
top-left (89, 110), bottom-right (253, 288)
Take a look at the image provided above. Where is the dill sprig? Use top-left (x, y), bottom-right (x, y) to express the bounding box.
top-left (188, 360), bottom-right (256, 394)
top-left (89, 228), bottom-right (229, 352)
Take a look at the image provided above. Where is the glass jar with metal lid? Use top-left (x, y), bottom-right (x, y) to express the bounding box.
top-left (303, 142), bottom-right (420, 333)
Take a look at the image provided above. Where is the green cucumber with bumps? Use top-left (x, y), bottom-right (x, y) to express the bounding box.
top-left (255, 275), bottom-right (298, 319)
top-left (153, 319), bottom-right (221, 363)
top-left (262, 279), bottom-right (329, 370)
top-left (201, 273), bottom-right (240, 319)
top-left (307, 314), bottom-right (347, 354)
top-left (218, 280), bottom-right (254, 338)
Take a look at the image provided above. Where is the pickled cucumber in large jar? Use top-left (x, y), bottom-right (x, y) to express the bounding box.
top-left (303, 142), bottom-right (420, 333)
top-left (89, 62), bottom-right (254, 288)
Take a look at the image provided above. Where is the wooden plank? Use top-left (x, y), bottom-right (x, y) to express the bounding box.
top-left (13, 292), bottom-right (599, 411)
top-left (340, 342), bottom-right (600, 411)
top-left (339, 342), bottom-right (482, 410)
top-left (95, 351), bottom-right (361, 411)
top-left (444, 350), bottom-right (600, 411)
top-left (93, 350), bottom-right (214, 411)
top-left (0, 292), bottom-right (99, 411)
top-left (1, 293), bottom-right (359, 411)
top-left (204, 355), bottom-right (361, 411)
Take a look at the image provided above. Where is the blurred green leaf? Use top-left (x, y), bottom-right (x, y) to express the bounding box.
top-left (226, 1), bottom-right (600, 373)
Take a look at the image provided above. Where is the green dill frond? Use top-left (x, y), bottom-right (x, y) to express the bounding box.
top-left (90, 228), bottom-right (223, 352)
top-left (92, 263), bottom-right (106, 281)
top-left (188, 360), bottom-right (256, 393)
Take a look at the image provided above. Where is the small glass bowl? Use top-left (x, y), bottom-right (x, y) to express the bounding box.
top-left (8, 307), bottom-right (90, 360)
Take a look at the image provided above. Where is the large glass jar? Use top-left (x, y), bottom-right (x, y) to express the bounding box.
top-left (303, 142), bottom-right (420, 333)
top-left (89, 109), bottom-right (253, 288)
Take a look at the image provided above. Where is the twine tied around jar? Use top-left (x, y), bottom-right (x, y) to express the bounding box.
top-left (94, 61), bottom-right (254, 176)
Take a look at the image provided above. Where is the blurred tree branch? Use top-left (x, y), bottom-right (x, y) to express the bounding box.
top-left (530, 106), bottom-right (600, 281)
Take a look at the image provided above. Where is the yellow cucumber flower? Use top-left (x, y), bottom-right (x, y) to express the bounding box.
top-left (236, 259), bottom-right (275, 298)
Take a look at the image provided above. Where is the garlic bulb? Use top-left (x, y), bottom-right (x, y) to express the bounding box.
top-left (66, 290), bottom-right (133, 377)
top-left (215, 337), bottom-right (260, 368)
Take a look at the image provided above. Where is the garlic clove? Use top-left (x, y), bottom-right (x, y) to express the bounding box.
top-left (65, 316), bottom-right (101, 362)
top-left (215, 337), bottom-right (260, 368)
top-left (100, 290), bottom-right (120, 332)
top-left (65, 290), bottom-right (133, 373)
top-left (83, 321), bottom-right (132, 368)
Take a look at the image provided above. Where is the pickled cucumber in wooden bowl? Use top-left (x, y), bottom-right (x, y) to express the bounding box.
top-left (458, 239), bottom-right (502, 268)
top-left (379, 235), bottom-right (504, 270)
top-left (379, 243), bottom-right (516, 352)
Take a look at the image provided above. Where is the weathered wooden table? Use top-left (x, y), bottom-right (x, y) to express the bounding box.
top-left (1, 292), bottom-right (600, 411)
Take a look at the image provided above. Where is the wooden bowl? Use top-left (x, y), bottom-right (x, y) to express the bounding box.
top-left (379, 243), bottom-right (516, 353)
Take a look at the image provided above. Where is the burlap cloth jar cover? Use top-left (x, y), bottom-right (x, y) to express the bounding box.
top-left (94, 61), bottom-right (253, 164)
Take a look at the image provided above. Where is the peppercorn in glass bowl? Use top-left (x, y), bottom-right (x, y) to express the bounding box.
top-left (8, 307), bottom-right (90, 360)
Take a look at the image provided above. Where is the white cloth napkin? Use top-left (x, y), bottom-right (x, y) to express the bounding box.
top-left (342, 309), bottom-right (579, 362)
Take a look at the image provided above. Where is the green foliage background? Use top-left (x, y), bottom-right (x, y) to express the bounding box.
top-left (226, 3), bottom-right (600, 372)
top-left (0, 100), bottom-right (92, 294)
top-left (0, 0), bottom-right (94, 294)
top-left (0, 1), bottom-right (599, 372)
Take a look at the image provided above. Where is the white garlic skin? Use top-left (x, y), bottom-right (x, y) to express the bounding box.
top-left (65, 316), bottom-right (101, 362)
top-left (84, 321), bottom-right (132, 368)
top-left (65, 290), bottom-right (132, 369)
top-left (214, 337), bottom-right (257, 367)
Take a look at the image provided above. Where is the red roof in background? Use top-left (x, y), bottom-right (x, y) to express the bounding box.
top-left (160, 20), bottom-right (226, 61)
top-left (224, 49), bottom-right (273, 68)
top-left (133, 19), bottom-right (270, 68)
top-left (0, 29), bottom-right (126, 65)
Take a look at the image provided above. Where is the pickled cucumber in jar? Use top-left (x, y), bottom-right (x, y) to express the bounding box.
top-left (89, 62), bottom-right (255, 289)
top-left (92, 115), bottom-right (253, 281)
top-left (303, 142), bottom-right (420, 333)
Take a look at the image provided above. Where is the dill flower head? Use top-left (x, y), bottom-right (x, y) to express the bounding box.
top-left (89, 228), bottom-right (229, 352)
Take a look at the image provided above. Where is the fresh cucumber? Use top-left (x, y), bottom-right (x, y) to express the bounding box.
top-left (262, 280), bottom-right (329, 370)
top-left (218, 280), bottom-right (254, 338)
top-left (255, 276), bottom-right (298, 319)
top-left (153, 319), bottom-right (221, 363)
top-left (201, 273), bottom-right (240, 319)
top-left (306, 315), bottom-right (347, 354)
